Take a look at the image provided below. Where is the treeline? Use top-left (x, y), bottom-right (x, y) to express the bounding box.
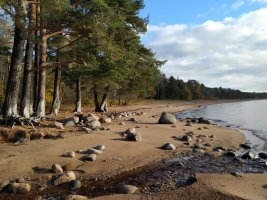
top-left (0, 0), bottom-right (164, 118)
top-left (156, 75), bottom-right (267, 100)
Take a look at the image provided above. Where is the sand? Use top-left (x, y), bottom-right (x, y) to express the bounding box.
top-left (0, 100), bottom-right (266, 200)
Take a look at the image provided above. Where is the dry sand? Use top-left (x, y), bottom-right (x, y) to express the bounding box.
top-left (0, 100), bottom-right (266, 200)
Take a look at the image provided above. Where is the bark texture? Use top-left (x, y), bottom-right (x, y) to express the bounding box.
top-left (50, 65), bottom-right (62, 115)
top-left (74, 77), bottom-right (82, 113)
top-left (2, 0), bottom-right (27, 117)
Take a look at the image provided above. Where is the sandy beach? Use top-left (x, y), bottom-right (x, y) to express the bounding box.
top-left (0, 100), bottom-right (266, 200)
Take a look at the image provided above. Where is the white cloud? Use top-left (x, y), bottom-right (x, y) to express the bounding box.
top-left (144, 8), bottom-right (267, 92)
top-left (231, 0), bottom-right (246, 10)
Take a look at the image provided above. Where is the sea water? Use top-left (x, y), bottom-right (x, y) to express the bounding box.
top-left (177, 100), bottom-right (267, 153)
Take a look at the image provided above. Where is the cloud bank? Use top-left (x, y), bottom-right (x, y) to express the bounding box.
top-left (144, 8), bottom-right (267, 92)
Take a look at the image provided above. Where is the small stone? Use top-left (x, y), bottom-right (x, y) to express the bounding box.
top-left (126, 132), bottom-right (142, 142)
top-left (69, 180), bottom-right (82, 189)
top-left (258, 152), bottom-right (267, 159)
top-left (63, 151), bottom-right (76, 158)
top-left (239, 144), bottom-right (251, 150)
top-left (223, 151), bottom-right (236, 157)
top-left (85, 149), bottom-right (103, 155)
top-left (82, 154), bottom-right (97, 162)
top-left (185, 122), bottom-right (192, 126)
top-left (94, 145), bottom-right (106, 151)
top-left (198, 118), bottom-right (210, 124)
top-left (51, 164), bottom-right (64, 174)
top-left (8, 183), bottom-right (31, 194)
top-left (241, 151), bottom-right (257, 160)
top-left (161, 143), bottom-right (176, 150)
top-left (65, 195), bottom-right (88, 200)
top-left (180, 135), bottom-right (192, 142)
top-left (112, 157), bottom-right (122, 161)
top-left (119, 185), bottom-right (138, 194)
top-left (53, 171), bottom-right (76, 186)
top-left (126, 127), bottom-right (136, 134)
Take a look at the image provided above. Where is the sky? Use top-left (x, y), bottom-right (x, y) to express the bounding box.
top-left (140, 0), bottom-right (267, 92)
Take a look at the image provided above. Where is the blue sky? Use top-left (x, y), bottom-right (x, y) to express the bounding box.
top-left (140, 0), bottom-right (267, 92)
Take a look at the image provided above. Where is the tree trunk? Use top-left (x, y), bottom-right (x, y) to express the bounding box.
top-left (36, 28), bottom-right (47, 117)
top-left (33, 0), bottom-right (40, 112)
top-left (20, 3), bottom-right (36, 118)
top-left (50, 65), bottom-right (61, 115)
top-left (2, 0), bottom-right (27, 117)
top-left (74, 77), bottom-right (82, 113)
top-left (99, 85), bottom-right (110, 112)
top-left (93, 84), bottom-right (101, 112)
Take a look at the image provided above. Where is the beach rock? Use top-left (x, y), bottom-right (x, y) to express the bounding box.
top-left (126, 132), bottom-right (142, 142)
top-left (198, 118), bottom-right (210, 125)
top-left (126, 127), bottom-right (136, 134)
top-left (63, 163), bottom-right (77, 171)
top-left (239, 144), bottom-right (252, 150)
top-left (51, 121), bottom-right (64, 129)
top-left (119, 122), bottom-right (126, 125)
top-left (86, 113), bottom-right (99, 122)
top-left (69, 180), bottom-right (82, 189)
top-left (73, 116), bottom-right (80, 124)
top-left (99, 117), bottom-right (112, 123)
top-left (180, 135), bottom-right (192, 142)
top-left (185, 122), bottom-right (192, 126)
top-left (88, 120), bottom-right (101, 129)
top-left (129, 118), bottom-right (138, 123)
top-left (65, 195), bottom-right (88, 200)
top-left (213, 146), bottom-right (227, 152)
top-left (94, 145), bottom-right (106, 151)
top-left (8, 183), bottom-right (31, 194)
top-left (0, 180), bottom-right (9, 191)
top-left (86, 149), bottom-right (103, 155)
top-left (119, 185), bottom-right (138, 194)
top-left (53, 171), bottom-right (76, 186)
top-left (158, 112), bottom-right (177, 124)
top-left (258, 152), bottom-right (267, 159)
top-left (223, 151), bottom-right (236, 157)
top-left (65, 120), bottom-right (75, 127)
top-left (13, 130), bottom-right (31, 142)
top-left (241, 151), bottom-right (257, 160)
top-left (63, 151), bottom-right (76, 158)
top-left (82, 154), bottom-right (97, 162)
top-left (51, 164), bottom-right (64, 174)
top-left (161, 143), bottom-right (176, 150)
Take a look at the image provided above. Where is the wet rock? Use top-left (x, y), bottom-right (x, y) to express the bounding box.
top-left (158, 112), bottom-right (177, 124)
top-left (126, 132), bottom-right (142, 142)
top-left (82, 154), bottom-right (97, 162)
top-left (119, 185), bottom-right (138, 194)
top-left (69, 180), bottom-right (82, 189)
top-left (53, 171), bottom-right (76, 186)
top-left (223, 151), bottom-right (236, 157)
top-left (258, 152), bottom-right (267, 159)
top-left (8, 183), bottom-right (31, 194)
top-left (161, 143), bottom-right (176, 150)
top-left (94, 145), bottom-right (106, 151)
top-left (51, 164), bottom-right (64, 174)
top-left (239, 144), bottom-right (252, 150)
top-left (63, 151), bottom-right (76, 158)
top-left (65, 120), bottom-right (75, 127)
top-left (88, 120), bottom-right (101, 129)
top-left (241, 151), bottom-right (257, 159)
top-left (198, 118), bottom-right (210, 125)
top-left (65, 195), bottom-right (88, 200)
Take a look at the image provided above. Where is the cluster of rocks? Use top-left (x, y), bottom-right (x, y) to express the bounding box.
top-left (78, 144), bottom-right (106, 162)
top-left (178, 117), bottom-right (211, 127)
top-left (120, 127), bottom-right (142, 142)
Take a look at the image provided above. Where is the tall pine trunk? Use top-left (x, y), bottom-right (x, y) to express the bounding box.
top-left (93, 84), bottom-right (101, 112)
top-left (2, 0), bottom-right (27, 117)
top-left (50, 65), bottom-right (61, 115)
top-left (33, 0), bottom-right (40, 112)
top-left (99, 85), bottom-right (109, 112)
top-left (74, 77), bottom-right (82, 113)
top-left (36, 28), bottom-right (47, 117)
top-left (20, 3), bottom-right (36, 118)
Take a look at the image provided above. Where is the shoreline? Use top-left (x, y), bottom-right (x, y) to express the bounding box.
top-left (0, 100), bottom-right (266, 200)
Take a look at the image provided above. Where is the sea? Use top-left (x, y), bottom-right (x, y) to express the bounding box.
top-left (176, 99), bottom-right (267, 153)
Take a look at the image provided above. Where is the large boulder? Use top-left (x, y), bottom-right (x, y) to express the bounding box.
top-left (158, 112), bottom-right (177, 124)
top-left (53, 171), bottom-right (76, 186)
top-left (8, 183), bottom-right (31, 194)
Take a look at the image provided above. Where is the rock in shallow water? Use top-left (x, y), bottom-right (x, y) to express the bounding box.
top-left (258, 152), bottom-right (267, 159)
top-left (241, 151), bottom-right (257, 160)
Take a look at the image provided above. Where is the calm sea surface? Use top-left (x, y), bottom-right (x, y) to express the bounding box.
top-left (177, 100), bottom-right (267, 152)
